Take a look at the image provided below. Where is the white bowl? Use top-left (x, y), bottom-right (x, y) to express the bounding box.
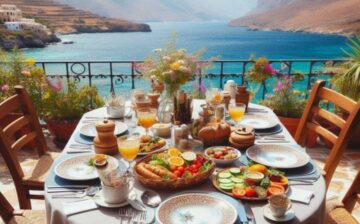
top-left (151, 123), bottom-right (171, 137)
top-left (204, 146), bottom-right (241, 166)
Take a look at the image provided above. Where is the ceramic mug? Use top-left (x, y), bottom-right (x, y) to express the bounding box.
top-left (101, 178), bottom-right (134, 204)
top-left (269, 194), bottom-right (292, 217)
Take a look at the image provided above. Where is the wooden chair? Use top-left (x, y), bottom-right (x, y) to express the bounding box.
top-left (0, 191), bottom-right (46, 224)
top-left (0, 86), bottom-right (59, 209)
top-left (295, 80), bottom-right (360, 187)
top-left (326, 169), bottom-right (360, 224)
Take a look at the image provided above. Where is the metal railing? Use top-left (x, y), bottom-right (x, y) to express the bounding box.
top-left (37, 59), bottom-right (348, 100)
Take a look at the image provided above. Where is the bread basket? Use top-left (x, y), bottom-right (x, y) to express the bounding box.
top-left (134, 150), bottom-right (215, 190)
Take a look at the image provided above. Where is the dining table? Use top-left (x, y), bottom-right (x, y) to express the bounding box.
top-left (44, 99), bottom-right (326, 224)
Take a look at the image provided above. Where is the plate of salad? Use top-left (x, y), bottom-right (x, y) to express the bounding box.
top-left (212, 163), bottom-right (289, 200)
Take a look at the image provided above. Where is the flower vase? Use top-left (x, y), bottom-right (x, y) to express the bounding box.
top-left (158, 92), bottom-right (175, 123)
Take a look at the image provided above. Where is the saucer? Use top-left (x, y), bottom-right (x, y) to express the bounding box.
top-left (263, 204), bottom-right (295, 222)
top-left (93, 190), bottom-right (129, 208)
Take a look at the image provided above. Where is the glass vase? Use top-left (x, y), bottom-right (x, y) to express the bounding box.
top-left (157, 92), bottom-right (174, 123)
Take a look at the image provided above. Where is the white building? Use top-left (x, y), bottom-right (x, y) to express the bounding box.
top-left (0, 5), bottom-right (22, 23)
top-left (1, 5), bottom-right (51, 34)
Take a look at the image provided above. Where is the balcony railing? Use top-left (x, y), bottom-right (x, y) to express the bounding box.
top-left (36, 59), bottom-right (347, 101)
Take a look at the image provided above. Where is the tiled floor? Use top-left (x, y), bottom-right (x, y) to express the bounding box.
top-left (0, 136), bottom-right (359, 223)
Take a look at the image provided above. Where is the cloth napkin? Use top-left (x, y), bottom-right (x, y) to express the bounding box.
top-left (62, 199), bottom-right (98, 216)
top-left (288, 187), bottom-right (314, 204)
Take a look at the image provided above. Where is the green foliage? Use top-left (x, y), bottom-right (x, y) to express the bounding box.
top-left (42, 81), bottom-right (104, 120)
top-left (0, 48), bottom-right (104, 120)
top-left (260, 75), bottom-right (306, 118)
top-left (325, 35), bottom-right (360, 101)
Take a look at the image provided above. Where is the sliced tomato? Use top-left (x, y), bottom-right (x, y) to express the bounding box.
top-left (270, 175), bottom-right (288, 187)
top-left (245, 187), bottom-right (257, 197)
top-left (170, 165), bottom-right (178, 172)
top-left (232, 188), bottom-right (246, 198)
top-left (267, 184), bottom-right (285, 196)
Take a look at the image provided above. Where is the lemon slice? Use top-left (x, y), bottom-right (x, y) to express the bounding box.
top-left (181, 151), bottom-right (196, 162)
top-left (168, 147), bottom-right (182, 157)
top-left (168, 156), bottom-right (184, 166)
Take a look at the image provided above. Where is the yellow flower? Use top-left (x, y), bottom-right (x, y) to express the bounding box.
top-left (26, 58), bottom-right (36, 66)
top-left (43, 91), bottom-right (50, 99)
top-left (170, 62), bottom-right (181, 71)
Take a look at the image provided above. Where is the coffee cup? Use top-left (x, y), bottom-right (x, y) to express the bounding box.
top-left (269, 194), bottom-right (292, 217)
top-left (101, 178), bottom-right (133, 204)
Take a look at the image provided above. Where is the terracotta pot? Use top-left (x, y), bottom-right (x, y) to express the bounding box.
top-left (45, 118), bottom-right (79, 148)
top-left (278, 115), bottom-right (319, 148)
top-left (0, 113), bottom-right (36, 149)
top-left (235, 86), bottom-right (250, 110)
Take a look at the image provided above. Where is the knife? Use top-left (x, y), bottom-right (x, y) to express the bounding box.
top-left (244, 203), bottom-right (256, 224)
top-left (237, 202), bottom-right (249, 223)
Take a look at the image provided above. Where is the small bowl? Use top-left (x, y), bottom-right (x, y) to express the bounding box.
top-left (204, 146), bottom-right (241, 166)
top-left (245, 171), bottom-right (264, 185)
top-left (151, 123), bottom-right (171, 138)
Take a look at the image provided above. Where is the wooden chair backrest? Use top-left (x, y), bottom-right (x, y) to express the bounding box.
top-left (0, 85), bottom-right (48, 183)
top-left (295, 80), bottom-right (360, 187)
top-left (0, 192), bottom-right (14, 223)
top-left (342, 169), bottom-right (360, 213)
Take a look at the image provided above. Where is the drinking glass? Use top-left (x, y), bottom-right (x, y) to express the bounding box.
top-left (228, 101), bottom-right (246, 127)
top-left (137, 108), bottom-right (157, 136)
top-left (117, 135), bottom-right (140, 167)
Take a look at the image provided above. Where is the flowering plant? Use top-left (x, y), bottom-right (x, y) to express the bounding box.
top-left (42, 79), bottom-right (104, 120)
top-left (247, 57), bottom-right (279, 83)
top-left (136, 35), bottom-right (211, 97)
top-left (260, 73), bottom-right (306, 118)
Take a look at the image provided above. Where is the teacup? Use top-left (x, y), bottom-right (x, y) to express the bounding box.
top-left (269, 194), bottom-right (292, 217)
top-left (101, 178), bottom-right (133, 204)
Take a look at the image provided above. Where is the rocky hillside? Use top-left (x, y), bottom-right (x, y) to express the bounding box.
top-left (229, 0), bottom-right (360, 35)
top-left (0, 0), bottom-right (151, 34)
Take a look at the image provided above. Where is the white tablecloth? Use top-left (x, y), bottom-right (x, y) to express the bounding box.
top-left (45, 100), bottom-right (325, 224)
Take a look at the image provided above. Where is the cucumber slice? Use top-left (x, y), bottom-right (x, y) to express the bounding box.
top-left (218, 172), bottom-right (232, 178)
top-left (231, 177), bottom-right (243, 183)
top-left (229, 168), bottom-right (241, 175)
top-left (219, 184), bottom-right (234, 191)
top-left (218, 178), bottom-right (232, 184)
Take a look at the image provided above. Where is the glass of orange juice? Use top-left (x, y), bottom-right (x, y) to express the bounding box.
top-left (137, 108), bottom-right (157, 136)
top-left (228, 101), bottom-right (246, 127)
top-left (117, 135), bottom-right (140, 165)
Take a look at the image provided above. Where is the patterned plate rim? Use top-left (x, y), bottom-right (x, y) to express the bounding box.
top-left (54, 154), bottom-right (98, 181)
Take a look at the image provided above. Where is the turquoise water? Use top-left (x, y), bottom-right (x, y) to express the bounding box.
top-left (23, 22), bottom-right (350, 99)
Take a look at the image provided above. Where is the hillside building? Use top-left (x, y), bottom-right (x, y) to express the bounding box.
top-left (0, 4), bottom-right (50, 34)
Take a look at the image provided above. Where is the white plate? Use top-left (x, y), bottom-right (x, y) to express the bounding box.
top-left (156, 193), bottom-right (237, 224)
top-left (93, 190), bottom-right (129, 208)
top-left (80, 121), bottom-right (128, 138)
top-left (240, 116), bottom-right (278, 130)
top-left (263, 204), bottom-right (295, 222)
top-left (246, 144), bottom-right (310, 169)
top-left (54, 155), bottom-right (119, 181)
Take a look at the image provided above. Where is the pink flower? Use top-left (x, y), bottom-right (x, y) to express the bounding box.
top-left (200, 81), bottom-right (206, 93)
top-left (193, 80), bottom-right (199, 90)
top-left (264, 64), bottom-right (279, 75)
top-left (46, 76), bottom-right (63, 92)
top-left (1, 84), bottom-right (9, 92)
top-left (277, 81), bottom-right (284, 91)
top-left (273, 87), bottom-right (279, 93)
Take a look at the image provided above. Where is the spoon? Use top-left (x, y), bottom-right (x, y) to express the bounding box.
top-left (51, 186), bottom-right (99, 198)
top-left (128, 194), bottom-right (146, 211)
top-left (141, 190), bottom-right (162, 208)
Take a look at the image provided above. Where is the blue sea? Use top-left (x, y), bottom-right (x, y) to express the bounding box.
top-left (23, 21), bottom-right (350, 100)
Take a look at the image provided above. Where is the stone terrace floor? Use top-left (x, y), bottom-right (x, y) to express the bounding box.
top-left (0, 134), bottom-right (359, 223)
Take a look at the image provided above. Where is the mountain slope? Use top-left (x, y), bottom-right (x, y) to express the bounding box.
top-left (0, 0), bottom-right (150, 34)
top-left (230, 0), bottom-right (360, 35)
top-left (55, 0), bottom-right (257, 22)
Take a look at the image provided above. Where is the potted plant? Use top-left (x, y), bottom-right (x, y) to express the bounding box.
top-left (105, 94), bottom-right (125, 118)
top-left (42, 79), bottom-right (104, 147)
top-left (260, 74), bottom-right (307, 136)
top-left (324, 35), bottom-right (360, 147)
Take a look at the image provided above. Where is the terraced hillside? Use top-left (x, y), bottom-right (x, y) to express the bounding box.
top-left (0, 0), bottom-right (151, 34)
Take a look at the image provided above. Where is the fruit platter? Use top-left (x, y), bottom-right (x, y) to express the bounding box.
top-left (134, 147), bottom-right (215, 190)
top-left (139, 135), bottom-right (167, 155)
top-left (212, 163), bottom-right (289, 200)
